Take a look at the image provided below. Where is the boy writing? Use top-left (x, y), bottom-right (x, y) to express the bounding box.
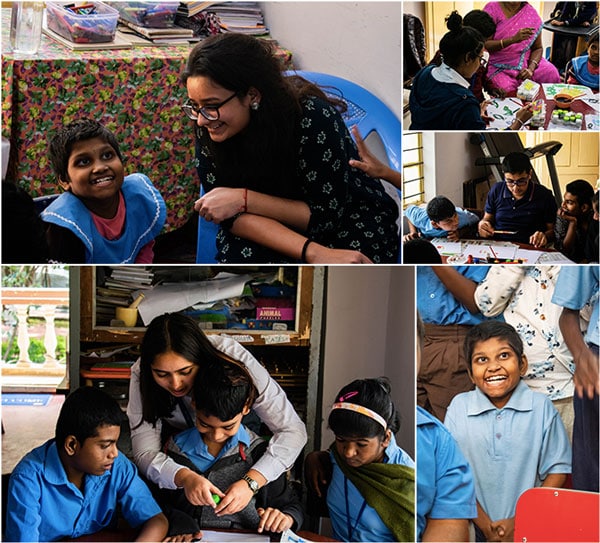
top-left (554, 179), bottom-right (595, 262)
top-left (42, 118), bottom-right (166, 263)
top-left (159, 358), bottom-right (303, 535)
top-left (404, 196), bottom-right (479, 242)
top-left (5, 386), bottom-right (168, 542)
top-left (478, 152), bottom-right (557, 247)
top-left (445, 321), bottom-right (571, 542)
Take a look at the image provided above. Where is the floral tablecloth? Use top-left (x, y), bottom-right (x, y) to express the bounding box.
top-left (2, 9), bottom-right (201, 230)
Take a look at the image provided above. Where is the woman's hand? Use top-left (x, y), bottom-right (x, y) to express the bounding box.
top-left (517, 67), bottom-right (534, 80)
top-left (257, 508), bottom-right (294, 533)
top-left (178, 470), bottom-right (225, 507)
top-left (305, 242), bottom-right (373, 263)
top-left (305, 450), bottom-right (333, 498)
top-left (214, 479), bottom-right (254, 516)
top-left (348, 125), bottom-right (401, 188)
top-left (194, 187), bottom-right (245, 223)
top-left (511, 27), bottom-right (534, 43)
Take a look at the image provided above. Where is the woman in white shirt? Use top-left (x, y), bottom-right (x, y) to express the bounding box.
top-left (127, 312), bottom-right (307, 519)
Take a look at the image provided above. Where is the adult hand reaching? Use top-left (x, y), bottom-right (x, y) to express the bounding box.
top-left (194, 187), bottom-right (246, 223)
top-left (305, 242), bottom-right (373, 263)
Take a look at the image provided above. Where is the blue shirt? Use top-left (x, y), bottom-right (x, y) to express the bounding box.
top-left (5, 439), bottom-right (162, 542)
top-left (404, 205), bottom-right (479, 239)
top-left (445, 381), bottom-right (572, 522)
top-left (173, 424), bottom-right (252, 472)
top-left (327, 434), bottom-right (414, 542)
top-left (552, 264), bottom-right (599, 347)
top-left (417, 266), bottom-right (493, 325)
top-left (484, 181), bottom-right (557, 244)
top-left (417, 406), bottom-right (476, 541)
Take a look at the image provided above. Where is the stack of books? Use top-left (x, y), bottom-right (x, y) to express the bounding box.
top-left (177, 1), bottom-right (268, 36)
top-left (117, 18), bottom-right (196, 44)
top-left (96, 267), bottom-right (155, 325)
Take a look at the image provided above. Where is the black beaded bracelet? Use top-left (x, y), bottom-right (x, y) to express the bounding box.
top-left (301, 238), bottom-right (313, 263)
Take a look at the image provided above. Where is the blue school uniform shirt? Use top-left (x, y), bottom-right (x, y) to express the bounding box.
top-left (5, 439), bottom-right (162, 542)
top-left (173, 423), bottom-right (252, 472)
top-left (404, 205), bottom-right (479, 239)
top-left (41, 173), bottom-right (166, 264)
top-left (445, 380), bottom-right (571, 522)
top-left (417, 406), bottom-right (476, 541)
top-left (327, 434), bottom-right (414, 542)
top-left (552, 264), bottom-right (599, 348)
top-left (483, 181), bottom-right (557, 244)
top-left (417, 265), bottom-right (492, 325)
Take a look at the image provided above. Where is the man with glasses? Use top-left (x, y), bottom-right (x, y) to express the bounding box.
top-left (478, 152), bottom-right (557, 247)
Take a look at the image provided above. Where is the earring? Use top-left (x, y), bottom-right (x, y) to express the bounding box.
top-left (250, 102), bottom-right (259, 111)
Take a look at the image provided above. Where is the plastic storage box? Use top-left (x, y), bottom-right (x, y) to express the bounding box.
top-left (108, 2), bottom-right (180, 28)
top-left (46, 1), bottom-right (119, 43)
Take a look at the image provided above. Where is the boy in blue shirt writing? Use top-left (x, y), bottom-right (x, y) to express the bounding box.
top-left (158, 358), bottom-right (303, 535)
top-left (5, 386), bottom-right (168, 542)
top-left (404, 196), bottom-right (479, 242)
top-left (445, 321), bottom-right (571, 542)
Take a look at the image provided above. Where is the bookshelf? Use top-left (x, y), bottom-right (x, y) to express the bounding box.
top-left (76, 266), bottom-right (325, 448)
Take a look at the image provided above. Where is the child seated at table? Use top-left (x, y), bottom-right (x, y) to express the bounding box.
top-left (305, 378), bottom-right (415, 542)
top-left (404, 195), bottom-right (480, 242)
top-left (445, 321), bottom-right (571, 542)
top-left (159, 358), bottom-right (303, 535)
top-left (566, 30), bottom-right (599, 92)
top-left (5, 387), bottom-right (168, 542)
top-left (429, 9), bottom-right (498, 102)
top-left (555, 179), bottom-right (595, 262)
top-left (41, 119), bottom-right (166, 263)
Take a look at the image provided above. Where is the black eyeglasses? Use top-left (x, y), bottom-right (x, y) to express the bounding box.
top-left (505, 177), bottom-right (529, 187)
top-left (182, 92), bottom-right (238, 121)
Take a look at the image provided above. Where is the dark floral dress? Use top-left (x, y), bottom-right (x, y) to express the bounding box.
top-left (195, 96), bottom-right (399, 263)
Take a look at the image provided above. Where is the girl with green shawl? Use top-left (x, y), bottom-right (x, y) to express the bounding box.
top-left (322, 378), bottom-right (415, 542)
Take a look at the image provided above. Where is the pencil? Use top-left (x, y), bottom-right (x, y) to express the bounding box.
top-left (494, 230), bottom-right (517, 235)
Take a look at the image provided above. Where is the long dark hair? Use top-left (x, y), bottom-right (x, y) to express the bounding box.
top-left (138, 312), bottom-right (245, 425)
top-left (439, 11), bottom-right (484, 69)
top-left (182, 33), bottom-right (345, 198)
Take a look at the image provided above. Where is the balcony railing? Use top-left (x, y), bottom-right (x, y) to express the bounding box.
top-left (1, 288), bottom-right (69, 377)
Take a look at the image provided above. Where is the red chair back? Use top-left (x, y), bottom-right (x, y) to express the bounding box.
top-left (514, 487), bottom-right (599, 542)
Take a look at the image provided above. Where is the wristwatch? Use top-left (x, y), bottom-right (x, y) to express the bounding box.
top-left (242, 474), bottom-right (259, 495)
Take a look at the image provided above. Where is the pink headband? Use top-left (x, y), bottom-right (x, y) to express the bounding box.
top-left (331, 402), bottom-right (388, 429)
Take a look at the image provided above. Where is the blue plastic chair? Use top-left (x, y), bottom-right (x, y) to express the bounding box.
top-left (195, 71), bottom-right (401, 263)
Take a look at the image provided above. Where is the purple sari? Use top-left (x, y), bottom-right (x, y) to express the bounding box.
top-left (484, 2), bottom-right (560, 94)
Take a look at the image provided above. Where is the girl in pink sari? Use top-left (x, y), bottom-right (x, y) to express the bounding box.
top-left (483, 2), bottom-right (560, 95)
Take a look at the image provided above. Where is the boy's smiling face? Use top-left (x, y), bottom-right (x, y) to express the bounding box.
top-left (468, 337), bottom-right (528, 409)
top-left (60, 137), bottom-right (124, 214)
top-left (194, 406), bottom-right (250, 454)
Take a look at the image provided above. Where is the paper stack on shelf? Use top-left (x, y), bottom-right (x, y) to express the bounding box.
top-left (177, 1), bottom-right (267, 35)
top-left (117, 17), bottom-right (196, 44)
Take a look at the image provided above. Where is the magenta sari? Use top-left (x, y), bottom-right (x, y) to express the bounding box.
top-left (483, 2), bottom-right (560, 94)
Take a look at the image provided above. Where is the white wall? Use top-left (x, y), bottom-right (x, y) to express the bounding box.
top-left (262, 2), bottom-right (402, 119)
top-left (320, 267), bottom-right (415, 458)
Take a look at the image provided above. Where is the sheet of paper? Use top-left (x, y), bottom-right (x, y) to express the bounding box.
top-left (542, 83), bottom-right (594, 100)
top-left (535, 251), bottom-right (574, 264)
top-left (430, 237), bottom-right (462, 255)
top-left (280, 529), bottom-right (316, 543)
top-left (199, 530), bottom-right (270, 542)
top-left (513, 247), bottom-right (546, 263)
top-left (137, 273), bottom-right (251, 325)
top-left (462, 243), bottom-right (518, 260)
top-left (484, 98), bottom-right (524, 130)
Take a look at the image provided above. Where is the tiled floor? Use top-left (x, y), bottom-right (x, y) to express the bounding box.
top-left (2, 394), bottom-right (65, 474)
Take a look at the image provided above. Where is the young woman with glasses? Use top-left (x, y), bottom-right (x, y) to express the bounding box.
top-left (409, 11), bottom-right (532, 130)
top-left (181, 33), bottom-right (400, 264)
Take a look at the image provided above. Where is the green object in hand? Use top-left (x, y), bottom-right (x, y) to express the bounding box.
top-left (212, 494), bottom-right (221, 504)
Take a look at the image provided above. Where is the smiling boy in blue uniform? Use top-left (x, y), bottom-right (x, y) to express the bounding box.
top-left (41, 119), bottom-right (166, 263)
top-left (445, 322), bottom-right (571, 542)
top-left (159, 358), bottom-right (303, 535)
top-left (5, 386), bottom-right (168, 542)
